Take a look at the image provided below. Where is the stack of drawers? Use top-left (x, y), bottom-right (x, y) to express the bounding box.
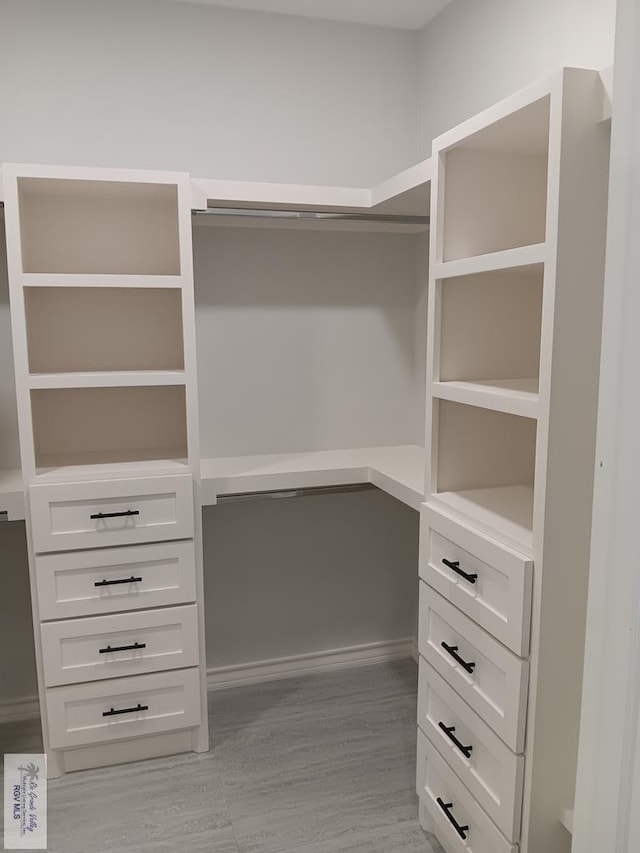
top-left (30, 473), bottom-right (202, 753)
top-left (416, 504), bottom-right (533, 853)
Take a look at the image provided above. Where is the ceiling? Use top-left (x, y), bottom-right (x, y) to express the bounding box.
top-left (170, 0), bottom-right (453, 30)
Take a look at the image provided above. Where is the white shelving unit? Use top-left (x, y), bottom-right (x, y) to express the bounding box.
top-left (0, 156), bottom-right (432, 776)
top-left (2, 164), bottom-right (209, 777)
top-left (417, 69), bottom-right (610, 853)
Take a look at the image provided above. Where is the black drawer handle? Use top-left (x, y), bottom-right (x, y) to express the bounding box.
top-left (94, 576), bottom-right (143, 588)
top-left (438, 722), bottom-right (473, 758)
top-left (99, 642), bottom-right (147, 654)
top-left (437, 797), bottom-right (469, 840)
top-left (441, 641), bottom-right (476, 674)
top-left (102, 703), bottom-right (148, 717)
top-left (90, 509), bottom-right (140, 520)
top-left (442, 558), bottom-right (478, 584)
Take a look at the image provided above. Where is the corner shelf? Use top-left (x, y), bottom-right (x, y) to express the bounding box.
top-left (200, 445), bottom-right (425, 510)
top-left (432, 378), bottom-right (539, 418)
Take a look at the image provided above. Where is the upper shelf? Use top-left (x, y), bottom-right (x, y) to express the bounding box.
top-left (191, 159), bottom-right (432, 233)
top-left (17, 176), bottom-right (181, 275)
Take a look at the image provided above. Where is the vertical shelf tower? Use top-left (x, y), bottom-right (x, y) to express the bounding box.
top-left (2, 165), bottom-right (208, 776)
top-left (417, 69), bottom-right (610, 852)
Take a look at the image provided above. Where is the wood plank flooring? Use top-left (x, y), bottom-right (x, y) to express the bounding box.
top-left (0, 660), bottom-right (443, 852)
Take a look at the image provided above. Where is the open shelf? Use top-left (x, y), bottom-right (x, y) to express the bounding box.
top-left (31, 385), bottom-right (188, 471)
top-left (434, 243), bottom-right (546, 280)
top-left (441, 96), bottom-right (550, 262)
top-left (430, 484), bottom-right (534, 554)
top-left (200, 445), bottom-right (425, 510)
top-left (433, 400), bottom-right (536, 548)
top-left (432, 378), bottom-right (539, 418)
top-left (24, 287), bottom-right (185, 373)
top-left (437, 265), bottom-right (543, 396)
top-left (17, 178), bottom-right (181, 275)
top-left (28, 371), bottom-right (186, 390)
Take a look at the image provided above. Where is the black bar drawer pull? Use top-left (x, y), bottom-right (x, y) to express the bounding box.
top-left (90, 509), bottom-right (140, 520)
top-left (94, 576), bottom-right (143, 588)
top-left (442, 558), bottom-right (478, 584)
top-left (99, 642), bottom-right (147, 654)
top-left (436, 797), bottom-right (469, 840)
top-left (441, 641), bottom-right (476, 674)
top-left (438, 722), bottom-right (473, 758)
top-left (102, 703), bottom-right (148, 717)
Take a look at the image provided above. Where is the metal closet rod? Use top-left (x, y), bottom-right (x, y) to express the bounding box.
top-left (193, 206), bottom-right (430, 225)
top-left (216, 482), bottom-right (376, 505)
top-left (0, 201), bottom-right (429, 226)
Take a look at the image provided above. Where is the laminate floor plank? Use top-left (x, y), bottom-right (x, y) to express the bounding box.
top-left (208, 661), bottom-right (437, 853)
top-left (0, 661), bottom-right (443, 853)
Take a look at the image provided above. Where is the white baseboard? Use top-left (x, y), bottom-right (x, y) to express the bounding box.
top-left (0, 694), bottom-right (40, 724)
top-left (411, 637), bottom-right (419, 663)
top-left (0, 639), bottom-right (416, 723)
top-left (207, 637), bottom-right (416, 690)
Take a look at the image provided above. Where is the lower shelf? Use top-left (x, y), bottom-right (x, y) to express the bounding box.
top-left (1, 445), bottom-right (427, 520)
top-left (430, 485), bottom-right (533, 555)
top-left (200, 445), bottom-right (426, 510)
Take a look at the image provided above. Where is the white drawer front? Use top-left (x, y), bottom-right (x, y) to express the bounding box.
top-left (418, 657), bottom-right (524, 841)
top-left (40, 604), bottom-right (199, 687)
top-left (421, 505), bottom-right (533, 656)
top-left (46, 667), bottom-right (201, 750)
top-left (417, 729), bottom-right (517, 853)
top-left (36, 541), bottom-right (197, 620)
top-left (418, 584), bottom-right (528, 752)
top-left (29, 474), bottom-right (194, 553)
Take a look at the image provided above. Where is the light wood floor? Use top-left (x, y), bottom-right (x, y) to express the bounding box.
top-left (0, 660), bottom-right (443, 852)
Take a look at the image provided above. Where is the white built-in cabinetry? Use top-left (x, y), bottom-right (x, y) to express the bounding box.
top-left (1, 165), bottom-right (209, 776)
top-left (0, 64), bottom-right (612, 853)
top-left (416, 68), bottom-right (609, 853)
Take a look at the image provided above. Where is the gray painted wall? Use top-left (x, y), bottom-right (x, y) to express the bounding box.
top-left (418, 0), bottom-right (617, 156)
top-left (0, 0), bottom-right (420, 186)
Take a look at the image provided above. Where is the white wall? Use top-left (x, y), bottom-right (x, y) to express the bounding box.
top-left (0, 522), bottom-right (36, 704)
top-left (418, 0), bottom-right (617, 155)
top-left (194, 225), bottom-right (427, 456)
top-left (204, 489), bottom-right (418, 669)
top-left (0, 0), bottom-right (420, 186)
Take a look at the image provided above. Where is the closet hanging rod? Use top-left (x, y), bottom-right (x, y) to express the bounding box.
top-left (0, 201), bottom-right (429, 226)
top-left (216, 482), bottom-right (376, 505)
top-left (193, 207), bottom-right (430, 225)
